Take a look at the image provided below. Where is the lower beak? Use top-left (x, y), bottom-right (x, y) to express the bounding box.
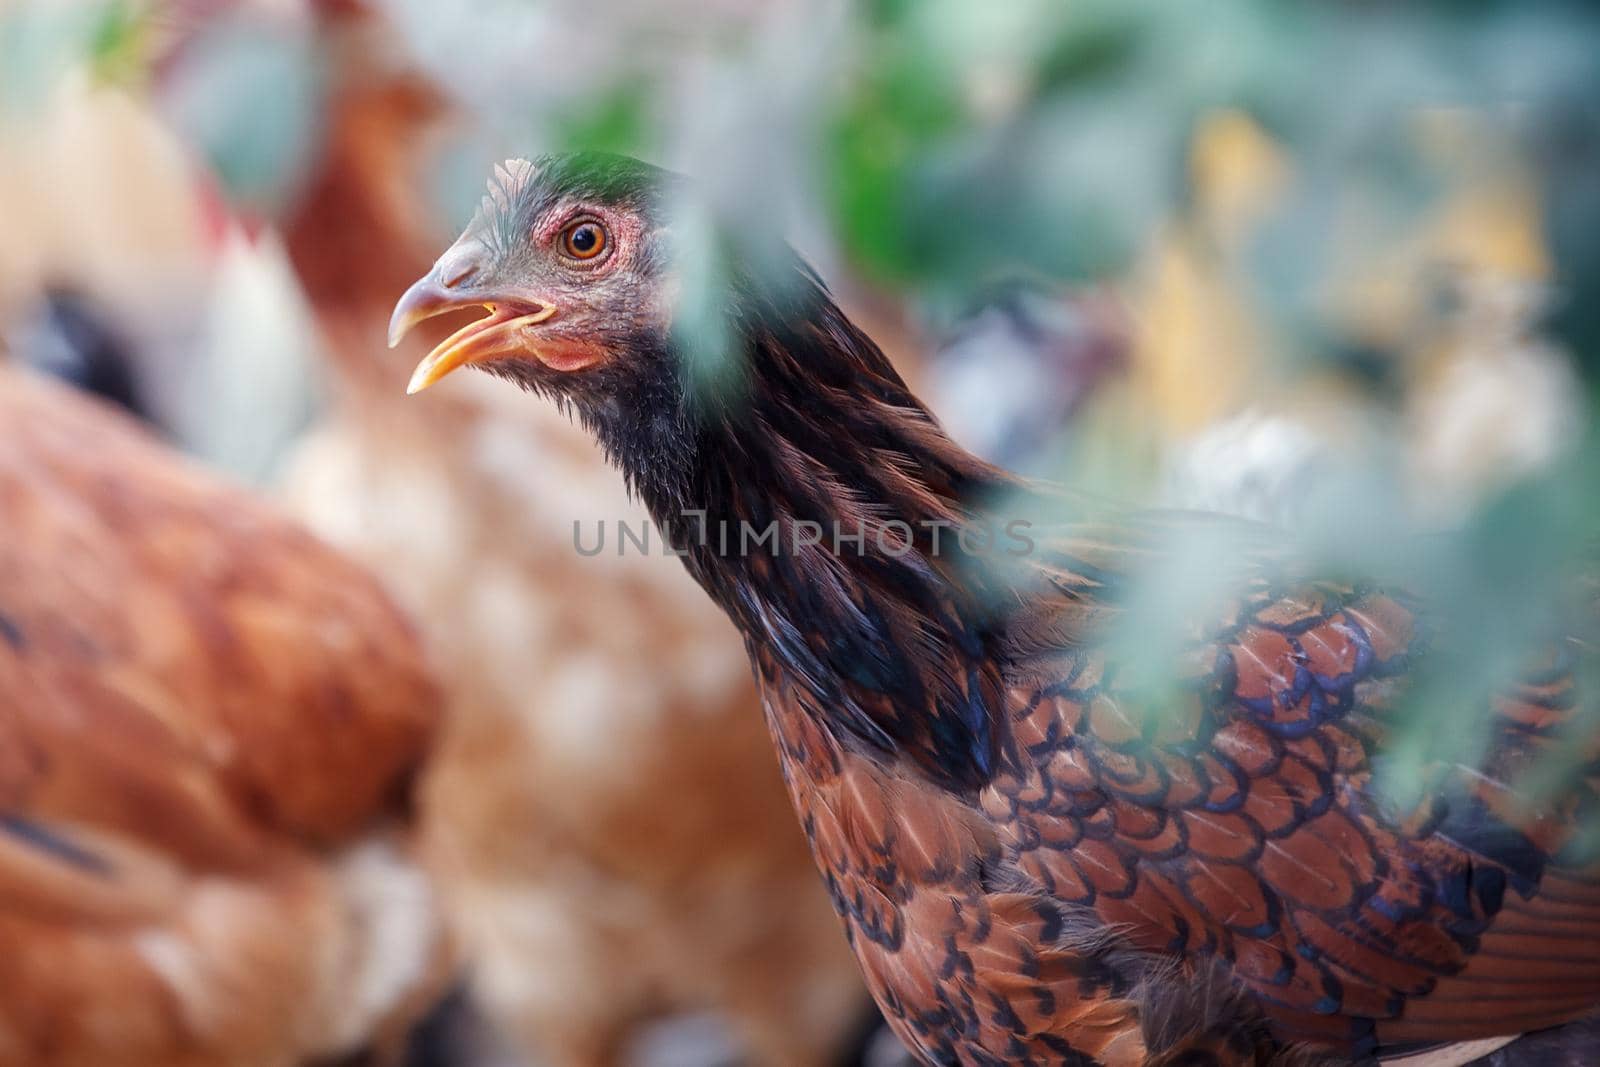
top-left (388, 275), bottom-right (556, 394)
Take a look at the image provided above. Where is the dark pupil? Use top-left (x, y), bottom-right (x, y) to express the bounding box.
top-left (570, 225), bottom-right (598, 253)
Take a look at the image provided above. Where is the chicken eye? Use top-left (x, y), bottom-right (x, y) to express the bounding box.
top-left (561, 220), bottom-right (608, 261)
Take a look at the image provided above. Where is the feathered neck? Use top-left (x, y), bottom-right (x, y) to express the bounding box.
top-left (598, 265), bottom-right (1023, 792)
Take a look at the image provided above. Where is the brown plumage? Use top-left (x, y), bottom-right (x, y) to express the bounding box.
top-left (391, 154), bottom-right (1599, 1066)
top-left (277, 11), bottom-right (867, 1066)
top-left (0, 366), bottom-right (448, 1066)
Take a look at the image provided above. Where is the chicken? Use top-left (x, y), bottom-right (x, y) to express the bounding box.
top-left (274, 8), bottom-right (867, 1066)
top-left (391, 153), bottom-right (1600, 1066)
top-left (0, 365), bottom-right (448, 1067)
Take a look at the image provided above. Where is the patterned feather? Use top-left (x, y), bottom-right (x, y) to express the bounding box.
top-left (745, 453), bottom-right (1598, 1065)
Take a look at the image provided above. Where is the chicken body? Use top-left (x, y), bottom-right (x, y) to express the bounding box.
top-left (392, 154), bottom-right (1600, 1067)
top-left (0, 368), bottom-right (447, 1067)
top-left (276, 16), bottom-right (865, 1066)
top-left (756, 531), bottom-right (1599, 1065)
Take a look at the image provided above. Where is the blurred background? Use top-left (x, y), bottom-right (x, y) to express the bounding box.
top-left (1, 0), bottom-right (1597, 1065)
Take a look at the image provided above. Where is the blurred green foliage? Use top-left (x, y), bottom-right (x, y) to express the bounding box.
top-left (0, 0), bottom-right (141, 111)
top-left (817, 0), bottom-right (1600, 805)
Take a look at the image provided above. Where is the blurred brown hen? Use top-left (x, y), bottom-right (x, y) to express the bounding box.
top-left (274, 8), bottom-right (866, 1066)
top-left (0, 366), bottom-right (448, 1067)
top-left (391, 154), bottom-right (1600, 1067)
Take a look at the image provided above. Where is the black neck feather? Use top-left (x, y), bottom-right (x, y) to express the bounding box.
top-left (590, 265), bottom-right (1021, 792)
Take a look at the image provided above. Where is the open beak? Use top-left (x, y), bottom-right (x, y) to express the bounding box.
top-left (389, 273), bottom-right (557, 394)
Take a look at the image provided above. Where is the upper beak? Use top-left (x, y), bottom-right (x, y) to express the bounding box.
top-left (389, 270), bottom-right (556, 394)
